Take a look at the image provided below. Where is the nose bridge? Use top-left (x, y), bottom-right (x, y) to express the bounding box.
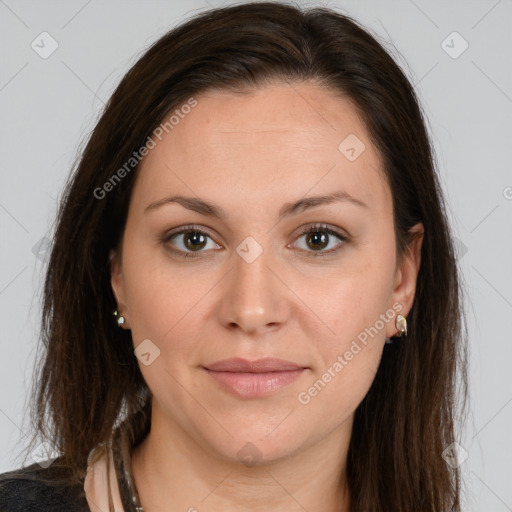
top-left (219, 236), bottom-right (288, 333)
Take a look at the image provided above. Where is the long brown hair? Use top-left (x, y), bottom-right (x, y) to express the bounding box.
top-left (13, 2), bottom-right (468, 510)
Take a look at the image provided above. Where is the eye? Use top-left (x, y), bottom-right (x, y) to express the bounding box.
top-left (162, 225), bottom-right (221, 258)
top-left (161, 223), bottom-right (348, 260)
top-left (291, 223), bottom-right (347, 257)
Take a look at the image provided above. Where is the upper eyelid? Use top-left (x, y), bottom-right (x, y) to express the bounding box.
top-left (163, 225), bottom-right (219, 243)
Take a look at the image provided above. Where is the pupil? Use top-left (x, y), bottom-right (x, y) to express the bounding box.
top-left (185, 231), bottom-right (206, 250)
top-left (307, 231), bottom-right (328, 250)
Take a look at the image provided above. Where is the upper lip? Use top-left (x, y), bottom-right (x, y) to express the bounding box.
top-left (203, 357), bottom-right (306, 373)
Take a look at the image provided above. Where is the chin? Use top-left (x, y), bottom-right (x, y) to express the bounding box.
top-left (203, 426), bottom-right (308, 468)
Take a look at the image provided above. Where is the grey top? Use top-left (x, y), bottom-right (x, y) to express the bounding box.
top-left (0, 410), bottom-right (148, 512)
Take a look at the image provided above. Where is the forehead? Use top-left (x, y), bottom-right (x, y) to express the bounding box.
top-left (133, 82), bottom-right (391, 215)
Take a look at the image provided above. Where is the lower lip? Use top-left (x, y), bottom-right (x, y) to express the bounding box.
top-left (204, 368), bottom-right (305, 398)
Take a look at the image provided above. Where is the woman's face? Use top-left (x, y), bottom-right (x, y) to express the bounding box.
top-left (111, 82), bottom-right (422, 464)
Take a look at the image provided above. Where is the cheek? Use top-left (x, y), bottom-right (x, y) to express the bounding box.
top-left (292, 253), bottom-right (394, 407)
top-left (296, 267), bottom-right (389, 417)
top-left (305, 343), bottom-right (381, 423)
top-left (121, 240), bottom-right (181, 338)
top-left (295, 254), bottom-right (393, 343)
top-left (121, 240), bottom-right (223, 351)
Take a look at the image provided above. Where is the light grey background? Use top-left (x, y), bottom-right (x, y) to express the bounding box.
top-left (1, 0), bottom-right (511, 510)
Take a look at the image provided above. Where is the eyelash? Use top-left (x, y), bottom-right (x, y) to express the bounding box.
top-left (161, 223), bottom-right (348, 259)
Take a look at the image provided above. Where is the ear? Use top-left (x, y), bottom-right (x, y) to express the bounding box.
top-left (110, 249), bottom-right (130, 329)
top-left (386, 222), bottom-right (424, 338)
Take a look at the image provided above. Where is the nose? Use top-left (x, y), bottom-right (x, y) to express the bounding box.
top-left (217, 242), bottom-right (290, 335)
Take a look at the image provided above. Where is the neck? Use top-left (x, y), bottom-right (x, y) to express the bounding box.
top-left (131, 405), bottom-right (352, 512)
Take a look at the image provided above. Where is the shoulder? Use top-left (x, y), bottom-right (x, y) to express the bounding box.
top-left (0, 457), bottom-right (89, 512)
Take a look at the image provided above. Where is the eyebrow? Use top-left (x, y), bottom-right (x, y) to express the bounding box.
top-left (144, 190), bottom-right (368, 220)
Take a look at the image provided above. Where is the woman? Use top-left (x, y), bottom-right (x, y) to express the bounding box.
top-left (0, 1), bottom-right (468, 511)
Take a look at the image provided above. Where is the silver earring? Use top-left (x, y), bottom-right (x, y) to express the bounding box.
top-left (113, 310), bottom-right (125, 326)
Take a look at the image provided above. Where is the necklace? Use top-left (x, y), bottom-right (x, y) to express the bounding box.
top-left (112, 417), bottom-right (146, 512)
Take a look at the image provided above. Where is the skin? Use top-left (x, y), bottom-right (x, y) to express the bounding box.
top-left (110, 81), bottom-right (424, 512)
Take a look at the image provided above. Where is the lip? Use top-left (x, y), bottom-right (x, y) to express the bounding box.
top-left (203, 358), bottom-right (307, 399)
top-left (204, 357), bottom-right (305, 373)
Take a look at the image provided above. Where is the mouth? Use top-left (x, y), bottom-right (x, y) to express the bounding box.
top-left (202, 358), bottom-right (308, 398)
